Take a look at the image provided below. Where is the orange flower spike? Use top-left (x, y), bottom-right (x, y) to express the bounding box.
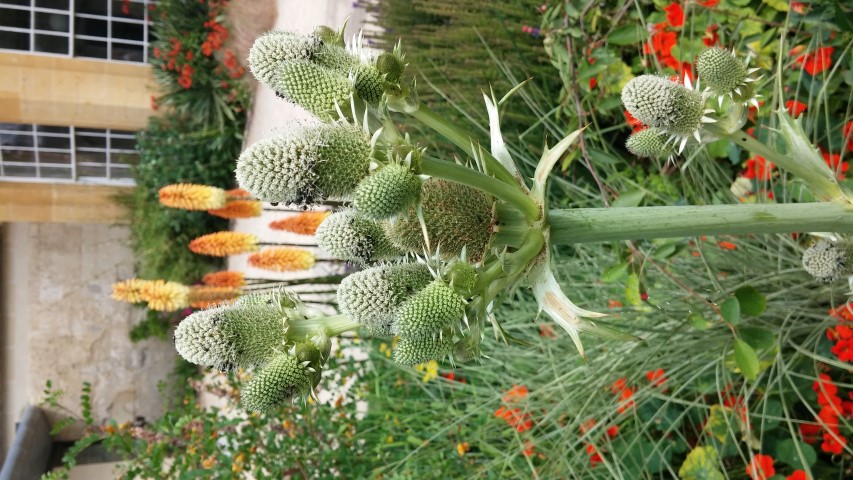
top-left (248, 247), bottom-right (316, 272)
top-left (224, 188), bottom-right (252, 199)
top-left (188, 285), bottom-right (242, 305)
top-left (111, 278), bottom-right (151, 303)
top-left (139, 280), bottom-right (190, 312)
top-left (202, 270), bottom-right (246, 288)
top-left (207, 200), bottom-right (262, 219)
top-left (189, 232), bottom-right (259, 256)
top-left (269, 211), bottom-right (331, 235)
top-left (158, 183), bottom-right (227, 210)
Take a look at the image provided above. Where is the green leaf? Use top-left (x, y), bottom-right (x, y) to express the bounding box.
top-left (772, 438), bottom-right (817, 470)
top-left (689, 314), bottom-right (712, 330)
top-left (612, 189), bottom-right (646, 207)
top-left (734, 286), bottom-right (766, 316)
top-left (50, 417), bottom-right (77, 436)
top-left (601, 262), bottom-right (629, 283)
top-left (738, 326), bottom-right (775, 350)
top-left (720, 297), bottom-right (740, 325)
top-left (607, 24), bottom-right (649, 45)
top-left (734, 339), bottom-right (759, 381)
top-left (678, 445), bottom-right (724, 480)
top-left (705, 404), bottom-right (737, 443)
top-left (762, 0), bottom-right (789, 11)
top-left (625, 273), bottom-right (642, 306)
top-left (578, 63), bottom-right (608, 80)
top-left (616, 438), bottom-right (672, 474)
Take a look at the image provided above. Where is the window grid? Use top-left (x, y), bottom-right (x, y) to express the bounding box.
top-left (0, 1), bottom-right (155, 63)
top-left (0, 123), bottom-right (137, 185)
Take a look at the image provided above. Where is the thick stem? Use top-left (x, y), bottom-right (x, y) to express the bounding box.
top-left (420, 156), bottom-right (540, 221)
top-left (704, 124), bottom-right (848, 204)
top-left (406, 103), bottom-right (518, 186)
top-left (287, 314), bottom-right (360, 339)
top-left (548, 203), bottom-right (853, 244)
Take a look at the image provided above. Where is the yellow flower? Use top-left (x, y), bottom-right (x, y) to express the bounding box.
top-left (247, 247), bottom-right (316, 272)
top-left (111, 278), bottom-right (150, 303)
top-left (457, 442), bottom-right (470, 456)
top-left (159, 183), bottom-right (227, 210)
top-left (139, 280), bottom-right (190, 312)
top-left (201, 455), bottom-right (216, 469)
top-left (415, 360), bottom-right (439, 382)
top-left (189, 232), bottom-right (260, 257)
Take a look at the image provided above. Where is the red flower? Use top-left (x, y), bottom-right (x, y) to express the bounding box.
top-left (794, 46), bottom-right (834, 76)
top-left (785, 100), bottom-right (807, 118)
top-left (589, 452), bottom-right (603, 467)
top-left (664, 3), bottom-right (684, 28)
top-left (703, 24), bottom-right (719, 47)
top-left (503, 385), bottom-right (528, 402)
top-left (718, 241), bottom-right (737, 250)
top-left (743, 156), bottom-right (775, 180)
top-left (539, 324), bottom-right (556, 338)
top-left (645, 369), bottom-right (667, 387)
top-left (799, 423), bottom-right (821, 444)
top-left (786, 471), bottom-right (808, 480)
top-left (624, 110), bottom-right (646, 132)
top-left (606, 425), bottom-right (619, 438)
top-left (843, 120), bottom-right (853, 152)
top-left (745, 454), bottom-right (775, 480)
top-left (644, 23), bottom-right (677, 58)
top-left (821, 150), bottom-right (849, 180)
top-left (610, 378), bottom-right (628, 394)
top-left (579, 418), bottom-right (596, 435)
top-left (202, 41), bottom-right (213, 57)
top-left (178, 76), bottom-right (192, 89)
top-left (790, 2), bottom-right (808, 14)
top-left (617, 386), bottom-right (636, 413)
top-left (697, 0), bottom-right (720, 7)
top-left (821, 432), bottom-right (847, 454)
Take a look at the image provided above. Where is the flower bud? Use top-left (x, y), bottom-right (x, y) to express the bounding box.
top-left (696, 47), bottom-right (747, 98)
top-left (384, 178), bottom-right (494, 261)
top-left (354, 164), bottom-right (422, 219)
top-left (275, 60), bottom-right (354, 117)
top-left (376, 52), bottom-right (405, 83)
top-left (621, 75), bottom-right (705, 137)
top-left (315, 210), bottom-right (402, 264)
top-left (445, 261), bottom-right (477, 297)
top-left (236, 123), bottom-right (371, 204)
top-left (337, 263), bottom-right (432, 331)
top-left (174, 300), bottom-right (286, 371)
top-left (248, 31), bottom-right (321, 88)
top-left (394, 280), bottom-right (465, 339)
top-left (802, 239), bottom-right (853, 282)
top-left (313, 25), bottom-right (344, 47)
top-left (394, 335), bottom-right (452, 366)
top-left (313, 43), bottom-right (383, 104)
top-left (626, 128), bottom-right (670, 159)
top-left (241, 352), bottom-right (314, 411)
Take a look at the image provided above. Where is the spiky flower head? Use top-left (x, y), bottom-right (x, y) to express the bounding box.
top-left (274, 60), bottom-right (354, 118)
top-left (111, 278), bottom-right (150, 303)
top-left (139, 280), bottom-right (190, 312)
top-left (394, 280), bottom-right (465, 339)
top-left (174, 299), bottom-right (287, 370)
top-left (241, 352), bottom-right (314, 411)
top-left (189, 232), bottom-right (259, 257)
top-left (207, 200), bottom-right (263, 219)
top-left (696, 48), bottom-right (747, 96)
top-left (158, 183), bottom-right (227, 210)
top-left (445, 261), bottom-right (477, 297)
top-left (315, 210), bottom-right (401, 264)
top-left (188, 286), bottom-right (242, 307)
top-left (337, 263), bottom-right (432, 332)
top-left (354, 164), bottom-right (422, 219)
top-left (202, 271), bottom-right (246, 288)
top-left (802, 239), bottom-right (853, 282)
top-left (621, 75), bottom-right (711, 151)
top-left (247, 30), bottom-right (321, 87)
top-left (384, 179), bottom-right (494, 261)
top-left (626, 128), bottom-right (670, 159)
top-left (248, 247), bottom-right (316, 272)
top-left (394, 335), bottom-right (452, 366)
top-left (236, 123), bottom-right (371, 205)
top-left (269, 211), bottom-right (331, 235)
top-left (376, 52), bottom-right (405, 83)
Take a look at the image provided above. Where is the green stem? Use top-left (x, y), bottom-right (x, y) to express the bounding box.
top-left (548, 202), bottom-right (853, 244)
top-left (421, 156), bottom-right (540, 221)
top-left (287, 314), bottom-right (360, 339)
top-left (704, 124), bottom-right (848, 204)
top-left (406, 102), bottom-right (518, 186)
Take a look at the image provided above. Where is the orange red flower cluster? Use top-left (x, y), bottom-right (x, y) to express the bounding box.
top-left (743, 156), bottom-right (775, 181)
top-left (827, 303), bottom-right (853, 362)
top-left (494, 385), bottom-right (533, 433)
top-left (791, 46), bottom-right (834, 76)
top-left (201, 17), bottom-right (229, 57)
top-left (610, 378), bottom-right (636, 414)
top-left (808, 373), bottom-right (850, 454)
top-left (744, 453), bottom-right (807, 480)
top-left (579, 417), bottom-right (619, 468)
top-left (643, 3), bottom-right (693, 81)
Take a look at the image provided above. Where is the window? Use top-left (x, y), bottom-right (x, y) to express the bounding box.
top-left (0, 0), bottom-right (155, 63)
top-left (0, 122), bottom-right (138, 184)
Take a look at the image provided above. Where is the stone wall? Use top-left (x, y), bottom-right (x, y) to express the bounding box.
top-left (1, 222), bottom-right (176, 454)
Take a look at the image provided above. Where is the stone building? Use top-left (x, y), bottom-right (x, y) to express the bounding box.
top-left (0, 0), bottom-right (177, 475)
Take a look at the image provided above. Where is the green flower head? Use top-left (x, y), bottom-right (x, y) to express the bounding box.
top-left (315, 209), bottom-right (402, 264)
top-left (376, 52), bottom-right (405, 83)
top-left (274, 60), bottom-right (354, 118)
top-left (394, 335), bottom-right (453, 366)
top-left (626, 128), bottom-right (671, 159)
top-left (174, 300), bottom-right (286, 371)
top-left (241, 352), bottom-right (314, 412)
top-left (445, 261), bottom-right (477, 297)
top-left (394, 280), bottom-right (466, 339)
top-left (248, 30), bottom-right (321, 88)
top-left (354, 164), bottom-right (422, 219)
top-left (802, 239), bottom-right (853, 282)
top-left (337, 262), bottom-right (433, 331)
top-left (236, 122), bottom-right (371, 205)
top-left (696, 47), bottom-right (747, 97)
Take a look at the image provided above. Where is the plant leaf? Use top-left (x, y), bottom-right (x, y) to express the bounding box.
top-left (734, 339), bottom-right (760, 381)
top-left (721, 297), bottom-right (740, 325)
top-left (734, 286), bottom-right (766, 316)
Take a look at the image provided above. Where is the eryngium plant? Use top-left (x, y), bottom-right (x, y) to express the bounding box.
top-left (172, 26), bottom-right (853, 410)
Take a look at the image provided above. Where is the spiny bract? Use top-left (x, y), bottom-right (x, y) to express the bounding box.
top-left (802, 239), bottom-right (853, 282)
top-left (394, 280), bottom-right (465, 339)
top-left (626, 128), bottom-right (670, 159)
top-left (241, 352), bottom-right (313, 412)
top-left (174, 301), bottom-right (286, 371)
top-left (384, 178), bottom-right (494, 261)
top-left (621, 75), bottom-right (705, 137)
top-left (394, 335), bottom-right (453, 366)
top-left (248, 30), bottom-right (321, 87)
top-left (354, 164), bottom-right (422, 219)
top-left (315, 210), bottom-right (401, 264)
top-left (235, 123), bottom-right (371, 205)
top-left (337, 263), bottom-right (432, 332)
